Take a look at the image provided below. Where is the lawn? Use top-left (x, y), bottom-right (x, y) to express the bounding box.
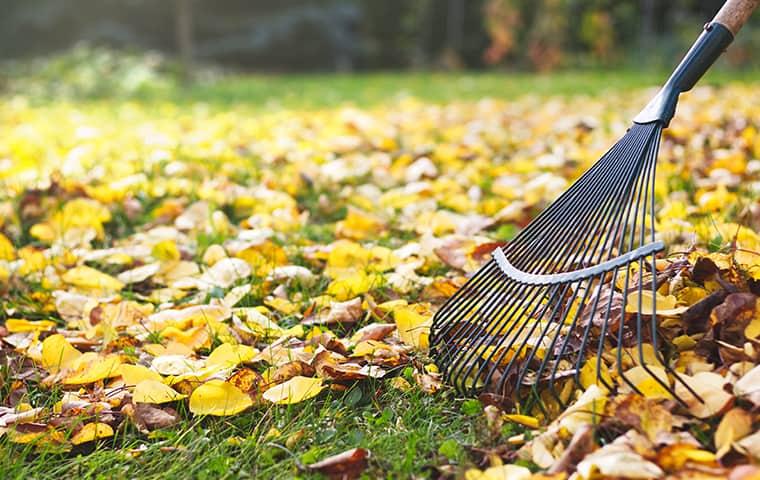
top-left (2, 71), bottom-right (760, 479)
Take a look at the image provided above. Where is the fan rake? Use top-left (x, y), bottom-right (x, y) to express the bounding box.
top-left (430, 0), bottom-right (758, 411)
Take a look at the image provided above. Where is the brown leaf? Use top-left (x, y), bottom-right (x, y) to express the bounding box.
top-left (547, 423), bottom-right (595, 475)
top-left (692, 257), bottom-right (720, 283)
top-left (133, 403), bottom-right (179, 432)
top-left (351, 323), bottom-right (396, 343)
top-left (611, 394), bottom-right (675, 443)
top-left (682, 289), bottom-right (729, 335)
top-left (711, 293), bottom-right (757, 345)
top-left (305, 297), bottom-right (364, 327)
top-left (270, 361), bottom-right (315, 385)
top-left (715, 407), bottom-right (753, 459)
top-left (227, 367), bottom-right (263, 396)
top-left (307, 448), bottom-right (370, 480)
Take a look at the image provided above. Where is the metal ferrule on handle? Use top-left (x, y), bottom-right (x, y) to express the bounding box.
top-left (633, 22), bottom-right (733, 126)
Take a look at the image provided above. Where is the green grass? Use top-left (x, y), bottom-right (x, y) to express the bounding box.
top-left (0, 384), bottom-right (497, 479)
top-left (23, 69), bottom-right (760, 110)
top-left (162, 69), bottom-right (760, 108)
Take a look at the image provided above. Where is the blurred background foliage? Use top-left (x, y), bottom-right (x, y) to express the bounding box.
top-left (1, 0), bottom-right (759, 99)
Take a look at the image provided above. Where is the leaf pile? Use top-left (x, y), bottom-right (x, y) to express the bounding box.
top-left (1, 85), bottom-right (760, 478)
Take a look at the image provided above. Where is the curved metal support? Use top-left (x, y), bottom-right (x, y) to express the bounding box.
top-left (492, 241), bottom-right (665, 286)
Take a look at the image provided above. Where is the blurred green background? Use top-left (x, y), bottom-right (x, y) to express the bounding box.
top-left (1, 0), bottom-right (759, 102)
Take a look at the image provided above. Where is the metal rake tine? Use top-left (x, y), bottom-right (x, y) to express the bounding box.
top-left (507, 128), bottom-right (646, 271)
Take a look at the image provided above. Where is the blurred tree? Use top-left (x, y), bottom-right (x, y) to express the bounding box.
top-left (175, 0), bottom-right (194, 79)
top-left (0, 0), bottom-right (758, 71)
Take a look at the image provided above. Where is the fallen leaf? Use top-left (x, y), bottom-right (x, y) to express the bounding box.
top-left (307, 447), bottom-right (370, 479)
top-left (132, 403), bottom-right (179, 432)
top-left (715, 408), bottom-right (753, 458)
top-left (62, 265), bottom-right (124, 292)
top-left (118, 364), bottom-right (163, 386)
top-left (71, 422), bottom-right (114, 445)
top-left (576, 444), bottom-right (664, 479)
top-left (674, 372), bottom-right (734, 419)
top-left (133, 380), bottom-right (186, 404)
top-left (41, 334), bottom-right (82, 373)
top-left (262, 376), bottom-right (324, 404)
top-left (394, 305), bottom-right (432, 349)
top-left (189, 380), bottom-right (253, 416)
top-left (464, 464), bottom-right (532, 480)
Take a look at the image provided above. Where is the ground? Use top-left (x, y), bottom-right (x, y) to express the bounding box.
top-left (1, 72), bottom-right (760, 479)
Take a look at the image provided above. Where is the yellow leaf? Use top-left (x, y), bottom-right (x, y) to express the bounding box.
top-left (64, 354), bottom-right (122, 385)
top-left (464, 465), bottom-right (532, 480)
top-left (41, 334), bottom-right (82, 373)
top-left (151, 239), bottom-right (181, 262)
top-left (657, 444), bottom-right (717, 471)
top-left (264, 296), bottom-right (300, 315)
top-left (62, 266), bottom-right (124, 292)
top-left (502, 414), bottom-right (540, 429)
top-left (118, 364), bottom-right (163, 385)
top-left (5, 318), bottom-right (56, 333)
top-left (621, 365), bottom-right (672, 399)
top-left (579, 358), bottom-right (612, 391)
top-left (160, 325), bottom-right (211, 351)
top-left (351, 340), bottom-right (392, 357)
top-left (133, 380), bottom-right (186, 404)
top-left (327, 271), bottom-right (383, 301)
top-left (625, 290), bottom-right (687, 316)
top-left (71, 423), bottom-right (113, 445)
top-left (335, 207), bottom-right (386, 240)
top-left (0, 233), bottom-right (15, 260)
top-left (206, 343), bottom-right (257, 369)
top-left (394, 305), bottom-right (432, 349)
top-left (715, 407), bottom-right (752, 457)
top-left (31, 198), bottom-right (111, 244)
top-left (189, 380), bottom-right (253, 416)
top-left (325, 240), bottom-right (398, 277)
top-left (262, 376), bottom-right (324, 405)
top-left (235, 241), bottom-right (287, 276)
top-left (745, 299), bottom-right (760, 339)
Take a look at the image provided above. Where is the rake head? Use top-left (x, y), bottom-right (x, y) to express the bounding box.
top-left (431, 122), bottom-right (696, 405)
top-left (429, 20), bottom-right (738, 413)
top-left (430, 122), bottom-right (685, 409)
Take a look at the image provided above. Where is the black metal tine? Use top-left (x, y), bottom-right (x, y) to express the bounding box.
top-left (447, 281), bottom-right (541, 391)
top-left (615, 131), bottom-right (683, 400)
top-left (488, 284), bottom-right (565, 395)
top-left (514, 281), bottom-right (576, 393)
top-left (530, 125), bottom-right (654, 273)
top-left (507, 127), bottom-right (647, 272)
top-left (501, 127), bottom-right (641, 268)
top-left (431, 261), bottom-right (500, 342)
top-left (499, 128), bottom-right (638, 256)
top-left (434, 266), bottom-right (524, 365)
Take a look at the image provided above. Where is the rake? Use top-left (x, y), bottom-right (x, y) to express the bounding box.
top-left (430, 0), bottom-right (758, 410)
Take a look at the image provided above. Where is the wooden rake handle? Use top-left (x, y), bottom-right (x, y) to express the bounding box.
top-left (714, 0), bottom-right (760, 36)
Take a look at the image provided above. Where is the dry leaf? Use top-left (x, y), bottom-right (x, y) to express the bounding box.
top-left (307, 447), bottom-right (370, 479)
top-left (262, 376), bottom-right (324, 404)
top-left (189, 380), bottom-right (253, 416)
